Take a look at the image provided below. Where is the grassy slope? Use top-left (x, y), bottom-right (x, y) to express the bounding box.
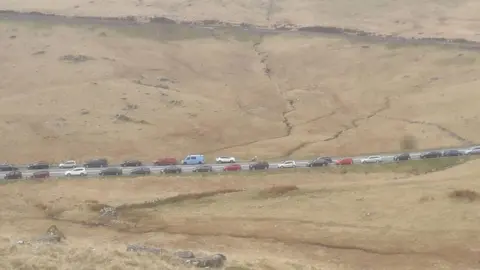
top-left (1, 158), bottom-right (480, 269)
top-left (0, 19), bottom-right (480, 163)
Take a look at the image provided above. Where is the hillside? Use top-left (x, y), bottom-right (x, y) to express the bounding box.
top-left (2, 160), bottom-right (480, 269)
top-left (0, 13), bottom-right (479, 162)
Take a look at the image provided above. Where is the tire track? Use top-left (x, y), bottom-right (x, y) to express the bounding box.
top-left (324, 97), bottom-right (391, 142)
top-left (43, 215), bottom-right (438, 257)
top-left (381, 116), bottom-right (473, 144)
top-left (286, 97), bottom-right (391, 156)
top-left (117, 223), bottom-right (437, 257)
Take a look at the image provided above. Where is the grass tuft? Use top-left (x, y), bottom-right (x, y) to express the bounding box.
top-left (258, 185), bottom-right (299, 198)
top-left (449, 189), bottom-right (479, 202)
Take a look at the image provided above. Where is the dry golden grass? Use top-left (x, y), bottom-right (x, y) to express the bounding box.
top-left (0, 15), bottom-right (480, 163)
top-left (2, 0), bottom-right (480, 41)
top-left (2, 160), bottom-right (480, 269)
top-left (1, 2), bottom-right (480, 269)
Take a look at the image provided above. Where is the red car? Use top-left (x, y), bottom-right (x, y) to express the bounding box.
top-left (223, 164), bottom-right (242, 172)
top-left (335, 158), bottom-right (353, 165)
top-left (153, 157), bottom-right (177, 166)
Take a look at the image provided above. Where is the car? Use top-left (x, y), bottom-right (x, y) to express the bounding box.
top-left (4, 171), bottom-right (22, 180)
top-left (249, 161), bottom-right (269, 170)
top-left (153, 157), bottom-right (177, 166)
top-left (307, 158), bottom-right (331, 167)
top-left (215, 156), bottom-right (236, 164)
top-left (27, 161), bottom-right (50, 170)
top-left (420, 151), bottom-right (442, 159)
top-left (0, 164), bottom-right (18, 171)
top-left (360, 156), bottom-right (383, 164)
top-left (193, 165), bottom-right (213, 173)
top-left (181, 154), bottom-right (205, 165)
top-left (443, 149), bottom-right (463, 157)
top-left (59, 160), bottom-right (77, 169)
top-left (161, 165), bottom-right (182, 174)
top-left (223, 164), bottom-right (242, 172)
top-left (130, 167), bottom-right (151, 175)
top-left (335, 158), bottom-right (353, 165)
top-left (120, 159), bottom-right (143, 167)
top-left (65, 167), bottom-right (87, 177)
top-left (277, 160), bottom-right (297, 168)
top-left (99, 167), bottom-right (123, 176)
top-left (394, 153), bottom-right (411, 162)
top-left (464, 146), bottom-right (480, 155)
top-left (30, 170), bottom-right (50, 179)
top-left (83, 158), bottom-right (108, 168)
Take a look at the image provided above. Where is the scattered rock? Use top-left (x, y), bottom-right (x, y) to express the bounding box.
top-left (123, 103), bottom-right (138, 111)
top-left (186, 254), bottom-right (227, 268)
top-left (114, 114), bottom-right (133, 122)
top-left (59, 54), bottom-right (95, 63)
top-left (32, 50), bottom-right (46, 55)
top-left (80, 109), bottom-right (90, 115)
top-left (99, 206), bottom-right (118, 218)
top-left (18, 225), bottom-right (66, 245)
top-left (174, 250), bottom-right (195, 259)
top-left (168, 100), bottom-right (184, 107)
top-left (126, 244), bottom-right (166, 254)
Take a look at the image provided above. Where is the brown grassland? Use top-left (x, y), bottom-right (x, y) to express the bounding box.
top-left (0, 10), bottom-right (480, 163)
top-left (2, 158), bottom-right (480, 269)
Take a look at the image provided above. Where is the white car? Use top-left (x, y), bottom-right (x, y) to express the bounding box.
top-left (59, 160), bottom-right (77, 168)
top-left (215, 156), bottom-right (236, 163)
top-left (360, 156), bottom-right (383, 164)
top-left (464, 147), bottom-right (480, 155)
top-left (277, 160), bottom-right (296, 168)
top-left (64, 167), bottom-right (87, 177)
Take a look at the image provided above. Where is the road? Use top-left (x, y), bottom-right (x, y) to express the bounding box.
top-left (1, 145), bottom-right (477, 179)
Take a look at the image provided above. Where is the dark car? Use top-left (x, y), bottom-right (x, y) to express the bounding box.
top-left (27, 161), bottom-right (50, 170)
top-left (130, 167), bottom-right (151, 175)
top-left (420, 151), bottom-right (442, 159)
top-left (307, 157), bottom-right (332, 167)
top-left (30, 170), bottom-right (50, 179)
top-left (162, 165), bottom-right (182, 174)
top-left (99, 167), bottom-right (123, 176)
top-left (193, 165), bottom-right (213, 173)
top-left (4, 171), bottom-right (22, 179)
top-left (0, 164), bottom-right (18, 171)
top-left (153, 157), bottom-right (178, 166)
top-left (84, 158), bottom-right (108, 168)
top-left (249, 161), bottom-right (269, 170)
top-left (394, 153), bottom-right (411, 162)
top-left (443, 149), bottom-right (462, 157)
top-left (121, 160), bottom-right (143, 167)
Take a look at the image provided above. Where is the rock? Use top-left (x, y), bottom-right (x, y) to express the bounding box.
top-left (174, 250), bottom-right (195, 259)
top-left (126, 244), bottom-right (166, 254)
top-left (186, 253), bottom-right (227, 268)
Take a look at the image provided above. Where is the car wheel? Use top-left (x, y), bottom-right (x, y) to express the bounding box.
top-left (66, 173), bottom-right (71, 177)
top-left (80, 173), bottom-right (85, 176)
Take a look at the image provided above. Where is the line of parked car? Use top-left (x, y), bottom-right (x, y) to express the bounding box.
top-left (2, 146), bottom-right (480, 180)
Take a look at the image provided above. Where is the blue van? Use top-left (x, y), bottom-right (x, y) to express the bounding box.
top-left (181, 154), bottom-right (205, 165)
